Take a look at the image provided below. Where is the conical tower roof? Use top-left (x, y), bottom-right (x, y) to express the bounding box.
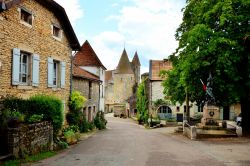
top-left (116, 49), bottom-right (134, 74)
top-left (132, 51), bottom-right (141, 66)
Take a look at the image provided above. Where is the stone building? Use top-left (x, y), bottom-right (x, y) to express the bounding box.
top-left (0, 0), bottom-right (80, 111)
top-left (73, 40), bottom-right (106, 121)
top-left (147, 59), bottom-right (198, 120)
top-left (105, 49), bottom-right (140, 117)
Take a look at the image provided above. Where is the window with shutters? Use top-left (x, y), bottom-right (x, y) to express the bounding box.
top-left (20, 8), bottom-right (33, 26)
top-left (19, 52), bottom-right (31, 84)
top-left (48, 57), bottom-right (65, 88)
top-left (53, 60), bottom-right (60, 87)
top-left (12, 48), bottom-right (40, 87)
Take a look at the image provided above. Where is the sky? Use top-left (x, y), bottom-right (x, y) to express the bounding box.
top-left (54, 0), bottom-right (186, 74)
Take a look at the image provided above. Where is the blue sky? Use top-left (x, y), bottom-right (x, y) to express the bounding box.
top-left (55, 0), bottom-right (186, 74)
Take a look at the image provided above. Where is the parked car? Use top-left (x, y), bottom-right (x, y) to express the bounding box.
top-left (236, 113), bottom-right (242, 126)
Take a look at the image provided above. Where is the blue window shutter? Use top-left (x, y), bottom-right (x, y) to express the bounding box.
top-left (48, 57), bottom-right (53, 87)
top-left (12, 48), bottom-right (20, 85)
top-left (60, 61), bottom-right (66, 88)
top-left (32, 54), bottom-right (40, 87)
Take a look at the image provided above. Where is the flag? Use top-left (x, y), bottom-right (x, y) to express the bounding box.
top-left (200, 79), bottom-right (206, 91)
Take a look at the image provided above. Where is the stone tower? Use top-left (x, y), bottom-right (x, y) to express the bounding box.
top-left (131, 51), bottom-right (141, 84)
top-left (114, 49), bottom-right (135, 103)
top-left (105, 49), bottom-right (141, 116)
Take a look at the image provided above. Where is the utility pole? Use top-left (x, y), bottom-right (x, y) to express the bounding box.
top-left (185, 87), bottom-right (190, 122)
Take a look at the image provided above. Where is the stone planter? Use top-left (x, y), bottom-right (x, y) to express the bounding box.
top-left (8, 121), bottom-right (53, 158)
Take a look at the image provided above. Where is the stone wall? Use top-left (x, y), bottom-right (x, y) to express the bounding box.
top-left (0, 0), bottom-right (71, 110)
top-left (8, 121), bottom-right (53, 158)
top-left (73, 77), bottom-right (99, 121)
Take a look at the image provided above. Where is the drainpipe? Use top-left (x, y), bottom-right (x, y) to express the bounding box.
top-left (70, 51), bottom-right (77, 95)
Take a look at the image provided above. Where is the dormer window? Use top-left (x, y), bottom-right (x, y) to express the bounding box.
top-left (20, 9), bottom-right (32, 25)
top-left (52, 25), bottom-right (62, 39)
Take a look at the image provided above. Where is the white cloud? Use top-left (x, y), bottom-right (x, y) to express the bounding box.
top-left (54, 0), bottom-right (84, 26)
top-left (93, 0), bottom-right (185, 72)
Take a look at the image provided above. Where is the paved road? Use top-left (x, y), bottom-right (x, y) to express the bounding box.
top-left (33, 116), bottom-right (250, 166)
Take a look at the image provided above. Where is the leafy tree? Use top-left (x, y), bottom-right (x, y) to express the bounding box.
top-left (136, 81), bottom-right (148, 124)
top-left (163, 0), bottom-right (250, 135)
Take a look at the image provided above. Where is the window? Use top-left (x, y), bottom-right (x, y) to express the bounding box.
top-left (89, 81), bottom-right (92, 99)
top-left (53, 60), bottom-right (59, 86)
top-left (52, 25), bottom-right (61, 38)
top-left (19, 52), bottom-right (30, 84)
top-left (20, 9), bottom-right (32, 25)
top-left (12, 48), bottom-right (40, 86)
top-left (47, 57), bottom-right (65, 88)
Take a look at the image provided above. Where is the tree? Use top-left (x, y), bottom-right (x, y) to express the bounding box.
top-left (163, 0), bottom-right (250, 135)
top-left (136, 81), bottom-right (148, 124)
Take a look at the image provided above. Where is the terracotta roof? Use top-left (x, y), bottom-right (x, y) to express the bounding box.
top-left (132, 51), bottom-right (141, 66)
top-left (149, 59), bottom-right (172, 81)
top-left (116, 49), bottom-right (134, 74)
top-left (105, 70), bottom-right (113, 82)
top-left (73, 40), bottom-right (106, 70)
top-left (73, 66), bottom-right (100, 82)
top-left (0, 0), bottom-right (80, 50)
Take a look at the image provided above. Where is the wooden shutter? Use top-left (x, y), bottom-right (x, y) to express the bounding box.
top-left (32, 54), bottom-right (40, 87)
top-left (12, 48), bottom-right (20, 85)
top-left (47, 57), bottom-right (53, 87)
top-left (60, 61), bottom-right (66, 88)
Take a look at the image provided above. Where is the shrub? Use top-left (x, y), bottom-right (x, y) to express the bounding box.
top-left (63, 125), bottom-right (79, 133)
top-left (66, 112), bottom-right (80, 126)
top-left (54, 140), bottom-right (68, 150)
top-left (68, 91), bottom-right (86, 111)
top-left (88, 122), bottom-right (95, 131)
top-left (79, 116), bottom-right (89, 133)
top-left (27, 114), bottom-right (44, 123)
top-left (63, 129), bottom-right (80, 145)
top-left (28, 95), bottom-right (63, 136)
top-left (94, 111), bottom-right (107, 130)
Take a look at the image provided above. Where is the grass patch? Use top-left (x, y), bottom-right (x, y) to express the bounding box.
top-left (2, 151), bottom-right (56, 166)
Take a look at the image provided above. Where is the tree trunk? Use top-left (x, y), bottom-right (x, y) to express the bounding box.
top-left (185, 88), bottom-right (190, 122)
top-left (241, 97), bottom-right (250, 136)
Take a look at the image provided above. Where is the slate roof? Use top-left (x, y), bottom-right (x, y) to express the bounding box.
top-left (74, 40), bottom-right (106, 70)
top-left (0, 0), bottom-right (80, 50)
top-left (149, 59), bottom-right (172, 81)
top-left (73, 66), bottom-right (100, 82)
top-left (132, 51), bottom-right (141, 66)
top-left (116, 49), bottom-right (134, 74)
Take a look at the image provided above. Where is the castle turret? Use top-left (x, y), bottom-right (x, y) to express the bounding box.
top-left (131, 51), bottom-right (141, 83)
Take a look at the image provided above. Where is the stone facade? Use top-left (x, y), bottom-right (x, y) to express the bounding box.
top-left (8, 121), bottom-right (53, 158)
top-left (73, 76), bottom-right (100, 122)
top-left (0, 0), bottom-right (79, 116)
top-left (105, 50), bottom-right (140, 117)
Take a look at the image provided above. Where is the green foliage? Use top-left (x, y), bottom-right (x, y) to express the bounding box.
top-left (55, 140), bottom-right (68, 150)
top-left (2, 95), bottom-right (64, 136)
top-left (63, 129), bottom-right (80, 144)
top-left (27, 114), bottom-right (44, 123)
top-left (94, 111), bottom-right (107, 130)
top-left (88, 122), bottom-right (95, 131)
top-left (153, 99), bottom-right (170, 108)
top-left (63, 125), bottom-right (79, 133)
top-left (79, 116), bottom-right (89, 133)
top-left (66, 112), bottom-right (80, 126)
top-left (69, 91), bottom-right (87, 111)
top-left (3, 151), bottom-right (56, 166)
top-left (28, 95), bottom-right (63, 136)
top-left (163, 0), bottom-right (250, 109)
top-left (136, 81), bottom-right (148, 124)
